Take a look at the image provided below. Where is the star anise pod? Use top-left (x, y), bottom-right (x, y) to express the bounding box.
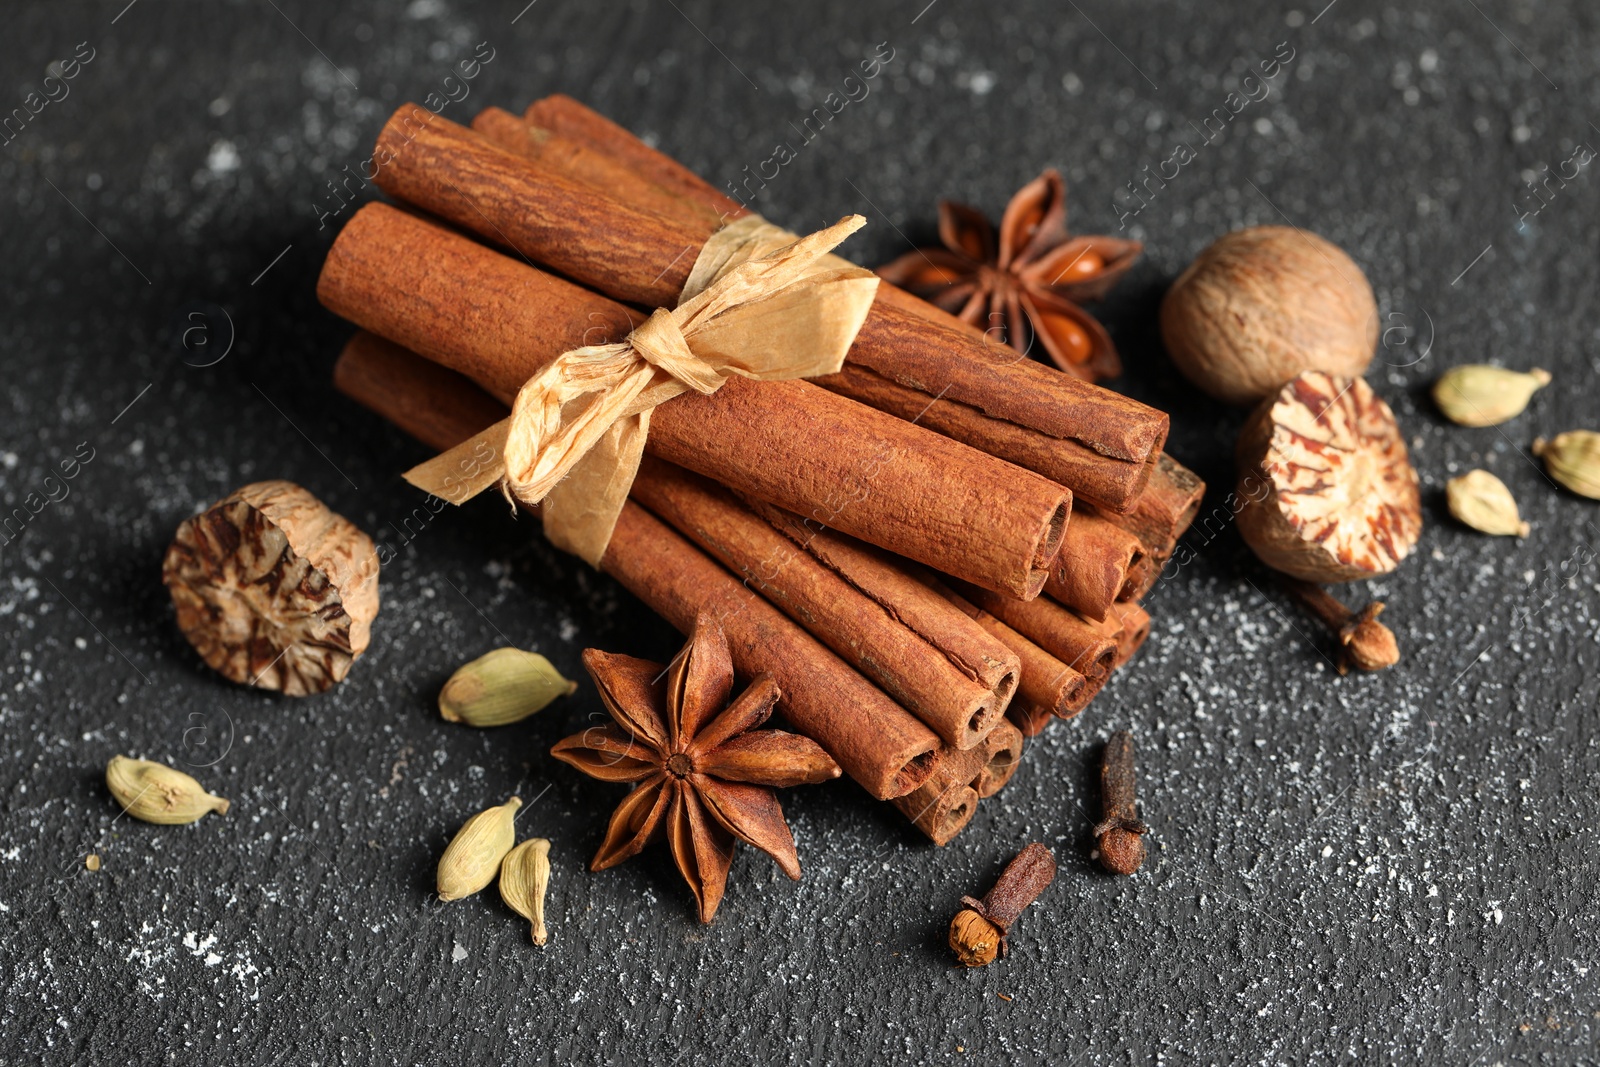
top-left (877, 169), bottom-right (1142, 382)
top-left (551, 612), bottom-right (840, 922)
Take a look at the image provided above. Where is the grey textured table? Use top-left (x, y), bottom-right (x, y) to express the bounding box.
top-left (3, 2), bottom-right (1598, 1063)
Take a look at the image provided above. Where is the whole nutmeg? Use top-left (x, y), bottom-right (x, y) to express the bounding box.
top-left (163, 481), bottom-right (380, 696)
top-left (1235, 371), bottom-right (1422, 583)
top-left (1161, 226), bottom-right (1378, 405)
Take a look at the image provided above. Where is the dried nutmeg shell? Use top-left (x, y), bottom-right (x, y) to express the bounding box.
top-left (1235, 371), bottom-right (1423, 582)
top-left (437, 796), bottom-right (521, 902)
top-left (163, 481), bottom-right (380, 696)
top-left (1447, 470), bottom-right (1530, 537)
top-left (1160, 226), bottom-right (1378, 405)
top-left (1433, 365), bottom-right (1550, 427)
top-left (105, 755), bottom-right (230, 825)
top-left (439, 648), bottom-right (577, 727)
top-left (1533, 431), bottom-right (1600, 500)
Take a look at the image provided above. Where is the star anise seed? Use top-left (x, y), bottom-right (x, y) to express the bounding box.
top-left (550, 611), bottom-right (840, 922)
top-left (877, 169), bottom-right (1142, 382)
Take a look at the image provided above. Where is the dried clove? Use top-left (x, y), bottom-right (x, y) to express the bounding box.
top-left (1279, 577), bottom-right (1399, 674)
top-left (948, 842), bottom-right (1056, 968)
top-left (1092, 731), bottom-right (1149, 875)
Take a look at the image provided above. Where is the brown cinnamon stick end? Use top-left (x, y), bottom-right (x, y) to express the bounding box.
top-left (925, 785), bottom-right (980, 846)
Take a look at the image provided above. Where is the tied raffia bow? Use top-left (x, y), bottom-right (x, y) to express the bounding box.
top-left (402, 214), bottom-right (880, 565)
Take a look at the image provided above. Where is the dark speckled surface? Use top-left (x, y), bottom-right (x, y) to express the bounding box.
top-left (2, 2), bottom-right (1598, 1063)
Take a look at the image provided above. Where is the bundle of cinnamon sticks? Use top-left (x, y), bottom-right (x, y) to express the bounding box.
top-left (320, 96), bottom-right (1203, 844)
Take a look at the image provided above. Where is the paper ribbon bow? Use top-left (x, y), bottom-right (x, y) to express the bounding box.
top-left (402, 214), bottom-right (880, 565)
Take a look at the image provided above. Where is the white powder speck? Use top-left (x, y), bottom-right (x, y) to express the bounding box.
top-left (203, 953), bottom-right (223, 967)
top-left (451, 943), bottom-right (468, 962)
top-left (206, 141), bottom-right (240, 175)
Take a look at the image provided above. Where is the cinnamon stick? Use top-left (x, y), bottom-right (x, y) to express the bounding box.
top-left (951, 580), bottom-right (1118, 682)
top-left (1108, 601), bottom-right (1152, 667)
top-left (891, 718), bottom-right (1026, 844)
top-left (605, 505), bottom-right (941, 800)
top-left (524, 94), bottom-right (745, 219)
top-left (494, 98), bottom-right (1168, 514)
top-left (628, 454), bottom-right (1018, 749)
top-left (939, 587), bottom-right (1088, 722)
top-left (373, 107), bottom-right (1168, 472)
top-left (1093, 454), bottom-right (1206, 556)
top-left (472, 106), bottom-right (720, 226)
top-left (318, 202), bottom-right (1070, 599)
top-left (1007, 664), bottom-right (1111, 737)
top-left (976, 720), bottom-right (1025, 798)
top-left (333, 332), bottom-right (941, 800)
top-left (812, 363), bottom-right (1154, 513)
top-left (1006, 701), bottom-right (1056, 739)
top-left (741, 500), bottom-right (1019, 699)
top-left (1043, 512), bottom-right (1144, 622)
top-left (1118, 552), bottom-right (1160, 603)
top-left (893, 774), bottom-right (979, 846)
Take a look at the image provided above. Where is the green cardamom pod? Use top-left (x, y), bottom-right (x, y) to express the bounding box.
top-left (1447, 470), bottom-right (1529, 537)
top-left (105, 755), bottom-right (230, 825)
top-left (439, 648), bottom-right (576, 727)
top-left (1433, 365), bottom-right (1550, 427)
top-left (1533, 431), bottom-right (1600, 499)
top-left (499, 837), bottom-right (552, 945)
top-left (436, 796), bottom-right (521, 902)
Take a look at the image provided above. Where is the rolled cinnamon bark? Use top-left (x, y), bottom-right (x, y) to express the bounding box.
top-left (939, 588), bottom-right (1087, 721)
top-left (333, 331), bottom-right (510, 472)
top-left (1043, 512), bottom-right (1144, 622)
top-left (318, 202), bottom-right (1070, 599)
top-left (892, 774), bottom-right (980, 846)
top-left (1098, 455), bottom-right (1206, 599)
top-left (333, 332), bottom-right (940, 800)
top-left (951, 580), bottom-right (1118, 682)
top-left (606, 505), bottom-right (942, 799)
top-left (1007, 702), bottom-right (1056, 739)
top-left (493, 99), bottom-right (1166, 514)
top-left (891, 720), bottom-right (1027, 843)
top-left (628, 455), bottom-right (1017, 749)
top-left (1094, 454), bottom-right (1206, 556)
top-left (373, 107), bottom-right (1168, 472)
top-left (741, 500), bottom-right (1019, 698)
top-left (976, 720), bottom-right (1025, 797)
top-left (524, 94), bottom-right (745, 219)
top-left (472, 106), bottom-right (721, 226)
top-left (812, 363), bottom-right (1154, 513)
top-left (1118, 552), bottom-right (1160, 603)
top-left (1109, 601), bottom-right (1152, 667)
top-left (1006, 663), bottom-right (1110, 736)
